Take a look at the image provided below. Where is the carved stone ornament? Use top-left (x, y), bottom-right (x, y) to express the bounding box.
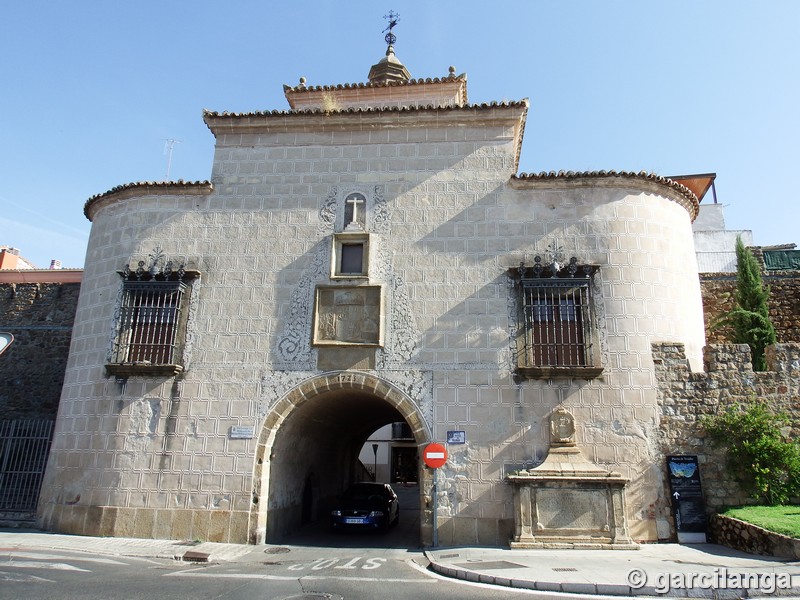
top-left (550, 407), bottom-right (576, 446)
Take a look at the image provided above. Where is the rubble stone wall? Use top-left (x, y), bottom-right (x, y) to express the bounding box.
top-left (654, 342), bottom-right (800, 512)
top-left (0, 282), bottom-right (80, 419)
top-left (709, 514), bottom-right (800, 559)
top-left (700, 255), bottom-right (800, 345)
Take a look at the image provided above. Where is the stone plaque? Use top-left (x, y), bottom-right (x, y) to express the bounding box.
top-left (230, 426), bottom-right (255, 439)
top-left (313, 286), bottom-right (382, 346)
top-left (536, 488), bottom-right (609, 531)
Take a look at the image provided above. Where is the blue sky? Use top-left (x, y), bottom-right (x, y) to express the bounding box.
top-left (2, 1), bottom-right (798, 268)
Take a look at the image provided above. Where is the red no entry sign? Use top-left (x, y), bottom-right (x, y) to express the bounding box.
top-left (423, 443), bottom-right (448, 469)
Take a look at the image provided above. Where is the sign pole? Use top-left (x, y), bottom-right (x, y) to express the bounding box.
top-left (422, 442), bottom-right (447, 549)
top-left (432, 466), bottom-right (438, 548)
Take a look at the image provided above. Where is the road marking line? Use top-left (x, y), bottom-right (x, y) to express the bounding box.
top-left (0, 551), bottom-right (126, 565)
top-left (0, 560), bottom-right (90, 572)
top-left (0, 570), bottom-right (56, 583)
top-left (164, 571), bottom-right (430, 583)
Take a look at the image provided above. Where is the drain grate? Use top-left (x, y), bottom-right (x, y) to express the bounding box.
top-left (552, 567), bottom-right (578, 572)
top-left (181, 551), bottom-right (211, 563)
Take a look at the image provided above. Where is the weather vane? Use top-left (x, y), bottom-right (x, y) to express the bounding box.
top-left (383, 10), bottom-right (399, 45)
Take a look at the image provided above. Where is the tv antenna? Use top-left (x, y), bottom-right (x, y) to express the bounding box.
top-left (383, 10), bottom-right (399, 45)
top-left (163, 139), bottom-right (182, 179)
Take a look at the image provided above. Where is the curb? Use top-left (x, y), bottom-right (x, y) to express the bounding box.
top-left (424, 552), bottom-right (800, 598)
top-left (425, 555), bottom-right (637, 596)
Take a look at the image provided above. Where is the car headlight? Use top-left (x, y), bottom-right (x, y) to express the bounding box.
top-left (368, 511), bottom-right (384, 517)
top-left (331, 510), bottom-right (342, 516)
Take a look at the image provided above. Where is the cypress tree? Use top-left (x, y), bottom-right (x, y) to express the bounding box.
top-left (727, 237), bottom-right (777, 370)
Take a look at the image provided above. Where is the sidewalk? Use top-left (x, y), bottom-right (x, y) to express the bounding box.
top-left (425, 543), bottom-right (800, 597)
top-left (0, 528), bottom-right (253, 563)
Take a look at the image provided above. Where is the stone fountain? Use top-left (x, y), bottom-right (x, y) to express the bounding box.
top-left (507, 408), bottom-right (637, 549)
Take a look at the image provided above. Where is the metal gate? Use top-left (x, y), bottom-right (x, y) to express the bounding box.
top-left (0, 419), bottom-right (55, 512)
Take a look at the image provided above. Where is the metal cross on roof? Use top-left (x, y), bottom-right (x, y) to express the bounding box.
top-left (383, 10), bottom-right (399, 45)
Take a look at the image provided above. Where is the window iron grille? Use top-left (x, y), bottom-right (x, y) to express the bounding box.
top-left (521, 279), bottom-right (591, 368)
top-left (111, 280), bottom-right (187, 365)
top-left (512, 257), bottom-right (601, 377)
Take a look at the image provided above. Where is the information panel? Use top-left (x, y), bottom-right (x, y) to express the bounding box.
top-left (666, 455), bottom-right (707, 535)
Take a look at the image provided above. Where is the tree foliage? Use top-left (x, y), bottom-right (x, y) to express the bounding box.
top-left (723, 238), bottom-right (777, 371)
top-left (702, 402), bottom-right (800, 505)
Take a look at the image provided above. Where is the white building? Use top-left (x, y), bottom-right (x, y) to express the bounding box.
top-left (39, 40), bottom-right (708, 546)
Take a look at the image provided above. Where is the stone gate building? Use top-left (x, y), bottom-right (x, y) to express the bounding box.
top-left (39, 41), bottom-right (712, 546)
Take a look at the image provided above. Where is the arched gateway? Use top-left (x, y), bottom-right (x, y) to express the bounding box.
top-left (248, 371), bottom-right (432, 545)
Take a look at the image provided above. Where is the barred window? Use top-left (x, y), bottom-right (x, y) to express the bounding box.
top-left (523, 281), bottom-right (589, 368)
top-left (512, 259), bottom-right (602, 379)
top-left (116, 281), bottom-right (185, 364)
top-left (106, 263), bottom-right (197, 377)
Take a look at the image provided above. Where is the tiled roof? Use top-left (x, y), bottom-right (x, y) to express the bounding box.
top-left (513, 170), bottom-right (699, 220)
top-left (84, 180), bottom-right (213, 220)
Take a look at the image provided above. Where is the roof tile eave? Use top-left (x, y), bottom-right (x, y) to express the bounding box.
top-left (84, 180), bottom-right (214, 221)
top-left (203, 99), bottom-right (528, 121)
top-left (283, 73), bottom-right (467, 94)
top-left (512, 170), bottom-right (700, 220)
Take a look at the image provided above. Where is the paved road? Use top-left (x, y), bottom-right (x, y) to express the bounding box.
top-left (0, 544), bottom-right (587, 600)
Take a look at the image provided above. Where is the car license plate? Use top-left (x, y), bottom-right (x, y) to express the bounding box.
top-left (344, 517), bottom-right (365, 524)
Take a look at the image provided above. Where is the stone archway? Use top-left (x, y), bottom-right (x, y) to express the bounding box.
top-left (248, 371), bottom-right (432, 545)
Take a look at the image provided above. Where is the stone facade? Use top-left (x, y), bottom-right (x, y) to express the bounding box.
top-left (39, 51), bottom-right (720, 546)
top-left (0, 281), bottom-right (80, 419)
top-left (655, 342), bottom-right (800, 512)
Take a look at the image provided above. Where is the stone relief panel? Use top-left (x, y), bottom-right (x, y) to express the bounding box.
top-left (536, 488), bottom-right (609, 531)
top-left (317, 187), bottom-right (338, 234)
top-left (280, 184), bottom-right (420, 369)
top-left (374, 243), bottom-right (419, 367)
top-left (591, 273), bottom-right (609, 363)
top-left (371, 186), bottom-right (390, 234)
top-left (275, 241), bottom-right (327, 369)
top-left (313, 286), bottom-right (382, 345)
top-left (257, 370), bottom-right (313, 422)
top-left (377, 369), bottom-right (434, 432)
top-left (505, 274), bottom-right (521, 377)
top-left (318, 185), bottom-right (387, 234)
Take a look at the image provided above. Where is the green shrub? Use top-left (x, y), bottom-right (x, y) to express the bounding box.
top-left (702, 401), bottom-right (800, 505)
top-left (724, 238), bottom-right (776, 371)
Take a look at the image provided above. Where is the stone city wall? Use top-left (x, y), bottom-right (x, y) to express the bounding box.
top-left (0, 282), bottom-right (80, 419)
top-left (654, 342), bottom-right (800, 513)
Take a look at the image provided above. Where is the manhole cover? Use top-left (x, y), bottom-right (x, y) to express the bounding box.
top-left (265, 546), bottom-right (291, 554)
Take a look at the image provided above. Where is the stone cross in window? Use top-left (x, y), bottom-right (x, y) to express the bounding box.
top-left (344, 194), bottom-right (366, 231)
